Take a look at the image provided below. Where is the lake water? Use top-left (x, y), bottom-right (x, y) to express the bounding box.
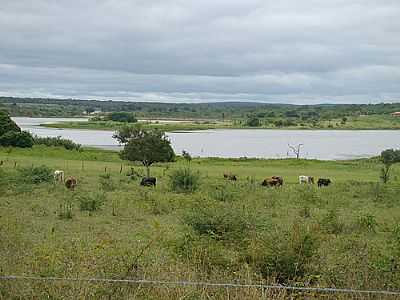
top-left (12, 117), bottom-right (400, 160)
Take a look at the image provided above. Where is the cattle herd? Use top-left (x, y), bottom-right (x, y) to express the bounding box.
top-left (53, 169), bottom-right (331, 191)
top-left (226, 173), bottom-right (331, 187)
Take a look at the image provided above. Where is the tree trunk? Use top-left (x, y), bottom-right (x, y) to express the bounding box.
top-left (146, 165), bottom-right (150, 177)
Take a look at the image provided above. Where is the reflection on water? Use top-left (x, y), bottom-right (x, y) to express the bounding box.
top-left (12, 117), bottom-right (400, 160)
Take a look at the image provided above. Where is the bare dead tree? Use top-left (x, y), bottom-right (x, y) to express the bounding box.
top-left (288, 143), bottom-right (303, 159)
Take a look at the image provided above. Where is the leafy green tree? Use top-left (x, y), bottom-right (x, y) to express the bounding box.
top-left (380, 149), bottom-right (400, 183)
top-left (118, 127), bottom-right (175, 177)
top-left (0, 131), bottom-right (34, 148)
top-left (113, 125), bottom-right (141, 145)
top-left (246, 117), bottom-right (260, 127)
top-left (0, 111), bottom-right (33, 148)
top-left (0, 110), bottom-right (20, 136)
top-left (85, 107), bottom-right (95, 114)
top-left (107, 112), bottom-right (137, 123)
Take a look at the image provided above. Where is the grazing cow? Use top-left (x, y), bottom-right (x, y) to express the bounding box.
top-left (299, 175), bottom-right (314, 184)
top-left (54, 170), bottom-right (65, 182)
top-left (65, 177), bottom-right (77, 190)
top-left (140, 177), bottom-right (156, 187)
top-left (318, 178), bottom-right (331, 187)
top-left (223, 172), bottom-right (237, 181)
top-left (262, 176), bottom-right (283, 187)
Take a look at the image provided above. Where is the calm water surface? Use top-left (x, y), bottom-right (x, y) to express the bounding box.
top-left (12, 117), bottom-right (400, 160)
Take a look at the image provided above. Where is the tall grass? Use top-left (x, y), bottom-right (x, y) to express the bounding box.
top-left (1, 147), bottom-right (400, 299)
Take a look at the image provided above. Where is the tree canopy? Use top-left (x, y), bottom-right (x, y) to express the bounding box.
top-left (116, 126), bottom-right (175, 176)
top-left (106, 112), bottom-right (137, 123)
top-left (0, 110), bottom-right (20, 136)
top-left (0, 110), bottom-right (34, 148)
top-left (380, 149), bottom-right (400, 183)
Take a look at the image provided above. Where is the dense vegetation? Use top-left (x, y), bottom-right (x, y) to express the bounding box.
top-left (0, 111), bottom-right (33, 148)
top-left (92, 111), bottom-right (138, 123)
top-left (0, 110), bottom-right (82, 150)
top-left (1, 146), bottom-right (400, 299)
top-left (33, 135), bottom-right (82, 151)
top-left (2, 97), bottom-right (400, 130)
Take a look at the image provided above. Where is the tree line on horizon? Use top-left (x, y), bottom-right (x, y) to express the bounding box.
top-left (1, 96), bottom-right (400, 121)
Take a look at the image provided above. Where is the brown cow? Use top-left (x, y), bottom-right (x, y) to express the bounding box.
top-left (65, 177), bottom-right (77, 191)
top-left (223, 172), bottom-right (237, 181)
top-left (262, 176), bottom-right (283, 187)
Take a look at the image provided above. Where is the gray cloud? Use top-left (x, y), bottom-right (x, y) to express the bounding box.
top-left (0, 0), bottom-right (399, 103)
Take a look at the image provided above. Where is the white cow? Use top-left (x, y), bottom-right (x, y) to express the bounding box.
top-left (54, 170), bottom-right (65, 182)
top-left (299, 175), bottom-right (314, 184)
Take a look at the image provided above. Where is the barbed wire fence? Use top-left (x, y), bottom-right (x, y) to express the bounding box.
top-left (1, 275), bottom-right (400, 297)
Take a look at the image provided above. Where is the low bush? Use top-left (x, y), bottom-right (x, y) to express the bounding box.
top-left (212, 184), bottom-right (237, 202)
top-left (99, 173), bottom-right (115, 192)
top-left (184, 203), bottom-right (255, 241)
top-left (356, 214), bottom-right (378, 233)
top-left (78, 192), bottom-right (106, 212)
top-left (33, 135), bottom-right (81, 151)
top-left (169, 167), bottom-right (200, 193)
top-left (246, 223), bottom-right (319, 283)
top-left (18, 165), bottom-right (53, 184)
top-left (320, 209), bottom-right (344, 234)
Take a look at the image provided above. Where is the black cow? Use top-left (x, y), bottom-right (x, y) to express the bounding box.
top-left (223, 173), bottom-right (237, 181)
top-left (317, 178), bottom-right (331, 187)
top-left (140, 177), bottom-right (156, 187)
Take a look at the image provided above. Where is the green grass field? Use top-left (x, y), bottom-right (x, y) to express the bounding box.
top-left (1, 146), bottom-right (400, 299)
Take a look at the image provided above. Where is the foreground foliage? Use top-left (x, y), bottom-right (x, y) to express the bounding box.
top-left (1, 147), bottom-right (400, 299)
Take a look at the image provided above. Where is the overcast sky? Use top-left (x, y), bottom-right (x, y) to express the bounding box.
top-left (1, 0), bottom-right (399, 104)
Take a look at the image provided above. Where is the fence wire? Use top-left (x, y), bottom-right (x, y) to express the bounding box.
top-left (1, 275), bottom-right (400, 296)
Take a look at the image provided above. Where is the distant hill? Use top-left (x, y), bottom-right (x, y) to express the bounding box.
top-left (1, 96), bottom-right (400, 120)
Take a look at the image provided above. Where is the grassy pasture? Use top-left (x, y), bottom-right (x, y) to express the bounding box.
top-left (1, 146), bottom-right (400, 299)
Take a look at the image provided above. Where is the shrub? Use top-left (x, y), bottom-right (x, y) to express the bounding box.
top-left (246, 117), bottom-right (260, 127)
top-left (33, 135), bottom-right (81, 150)
top-left (106, 112), bottom-right (137, 123)
top-left (169, 167), bottom-right (200, 193)
top-left (18, 165), bottom-right (53, 184)
top-left (212, 185), bottom-right (237, 202)
top-left (99, 173), bottom-right (115, 192)
top-left (357, 214), bottom-right (378, 233)
top-left (297, 186), bottom-right (320, 205)
top-left (175, 233), bottom-right (239, 273)
top-left (78, 192), bottom-right (106, 212)
top-left (320, 209), bottom-right (344, 234)
top-left (0, 131), bottom-right (34, 148)
top-left (184, 203), bottom-right (254, 241)
top-left (247, 223), bottom-right (319, 283)
top-left (0, 110), bottom-right (21, 136)
top-left (391, 224), bottom-right (400, 258)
